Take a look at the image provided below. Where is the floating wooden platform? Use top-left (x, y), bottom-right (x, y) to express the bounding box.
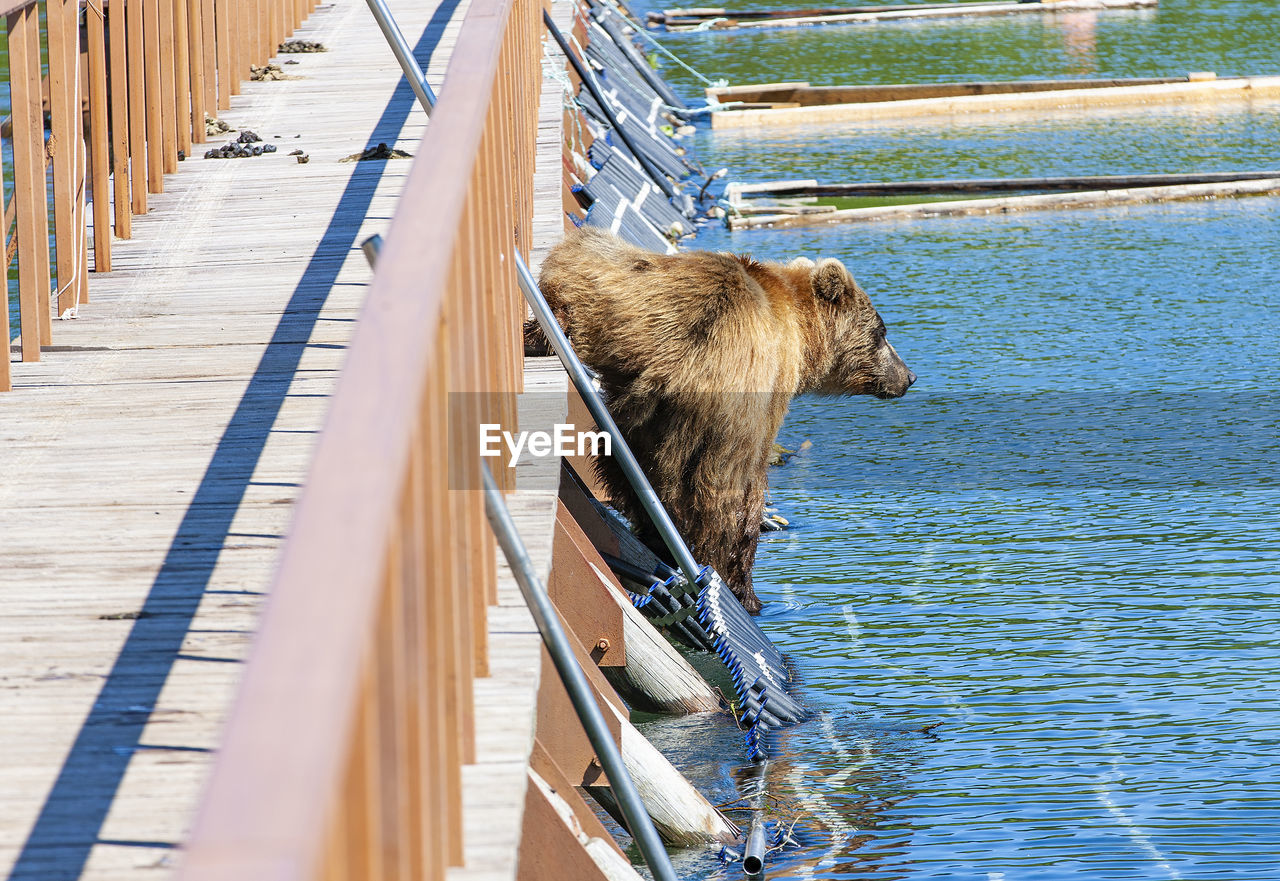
top-left (648, 0), bottom-right (1156, 32)
top-left (726, 173), bottom-right (1280, 228)
top-left (709, 72), bottom-right (1280, 129)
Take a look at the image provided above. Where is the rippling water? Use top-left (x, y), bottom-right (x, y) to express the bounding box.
top-left (640, 199), bottom-right (1280, 880)
top-left (634, 0), bottom-right (1280, 94)
top-left (625, 1), bottom-right (1280, 876)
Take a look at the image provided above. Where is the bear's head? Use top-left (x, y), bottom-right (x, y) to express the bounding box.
top-left (803, 257), bottom-right (915, 399)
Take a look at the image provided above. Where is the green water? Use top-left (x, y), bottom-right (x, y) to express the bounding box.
top-left (627, 0), bottom-right (1280, 877)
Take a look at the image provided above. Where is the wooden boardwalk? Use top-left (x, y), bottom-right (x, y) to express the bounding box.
top-left (0, 0), bottom-right (580, 876)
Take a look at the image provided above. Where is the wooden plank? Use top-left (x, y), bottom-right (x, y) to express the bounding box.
top-left (658, 0), bottom-right (1157, 31)
top-left (713, 74), bottom-right (1280, 129)
top-left (730, 177), bottom-right (1280, 229)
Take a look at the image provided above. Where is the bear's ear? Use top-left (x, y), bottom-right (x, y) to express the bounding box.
top-left (788, 256), bottom-right (816, 271)
top-left (811, 258), bottom-right (850, 302)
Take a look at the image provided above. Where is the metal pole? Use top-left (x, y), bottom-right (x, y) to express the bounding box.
top-left (361, 234), bottom-right (383, 267)
top-left (482, 464), bottom-right (681, 881)
top-left (363, 0), bottom-right (437, 114)
top-left (364, 0), bottom-right (707, 588)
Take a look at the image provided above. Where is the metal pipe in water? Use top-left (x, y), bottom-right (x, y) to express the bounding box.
top-left (481, 464), bottom-right (680, 881)
top-left (364, 0), bottom-right (709, 592)
top-left (743, 812), bottom-right (767, 875)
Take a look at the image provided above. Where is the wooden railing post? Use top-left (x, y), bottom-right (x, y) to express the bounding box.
top-left (87, 0), bottom-right (113, 271)
top-left (127, 0), bottom-right (150, 211)
top-left (174, 0), bottom-right (194, 157)
top-left (143, 0), bottom-right (165, 191)
top-left (108, 0), bottom-right (134, 237)
top-left (158, 0), bottom-right (179, 174)
top-left (8, 2), bottom-right (53, 355)
top-left (213, 0), bottom-right (231, 108)
top-left (187, 0), bottom-right (207, 142)
top-left (47, 0), bottom-right (80, 316)
top-left (200, 0), bottom-right (217, 114)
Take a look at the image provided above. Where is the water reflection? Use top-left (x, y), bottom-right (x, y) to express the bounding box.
top-left (1056, 11), bottom-right (1099, 76)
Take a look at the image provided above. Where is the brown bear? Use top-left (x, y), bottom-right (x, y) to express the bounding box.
top-left (528, 226), bottom-right (914, 612)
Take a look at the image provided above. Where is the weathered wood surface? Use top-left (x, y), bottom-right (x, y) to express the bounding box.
top-left (712, 74), bottom-right (1280, 129)
top-left (727, 170), bottom-right (1280, 199)
top-left (0, 0), bottom-right (477, 877)
top-left (729, 177), bottom-right (1280, 229)
top-left (707, 75), bottom-right (1186, 107)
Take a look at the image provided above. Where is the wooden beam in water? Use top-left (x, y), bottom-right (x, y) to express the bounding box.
top-left (711, 74), bottom-right (1280, 129)
top-left (736, 171), bottom-right (1280, 199)
top-left (652, 0), bottom-right (1157, 31)
top-left (728, 177), bottom-right (1280, 230)
top-left (708, 76), bottom-right (1186, 107)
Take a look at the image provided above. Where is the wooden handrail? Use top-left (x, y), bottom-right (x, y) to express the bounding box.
top-left (3, 0), bottom-right (319, 389)
top-left (178, 0), bottom-right (537, 876)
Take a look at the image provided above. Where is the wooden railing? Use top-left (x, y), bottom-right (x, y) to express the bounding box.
top-left (178, 0), bottom-right (538, 876)
top-left (2, 0), bottom-right (317, 391)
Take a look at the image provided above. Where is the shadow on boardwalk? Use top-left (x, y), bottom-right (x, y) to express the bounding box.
top-left (7, 3), bottom-right (462, 878)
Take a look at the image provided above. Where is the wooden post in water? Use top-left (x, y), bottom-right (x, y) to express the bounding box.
top-left (587, 702), bottom-right (740, 847)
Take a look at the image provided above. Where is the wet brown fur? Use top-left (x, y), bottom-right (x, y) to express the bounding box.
top-left (528, 227), bottom-right (913, 612)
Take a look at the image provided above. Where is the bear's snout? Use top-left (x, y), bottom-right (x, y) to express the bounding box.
top-left (874, 341), bottom-right (915, 399)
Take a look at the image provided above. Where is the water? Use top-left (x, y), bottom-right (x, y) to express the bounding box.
top-left (638, 0), bottom-right (1280, 95)
top-left (623, 0), bottom-right (1280, 877)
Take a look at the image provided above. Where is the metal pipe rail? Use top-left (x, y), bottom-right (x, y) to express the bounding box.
top-left (2, 0), bottom-right (319, 391)
top-left (483, 463), bottom-right (680, 881)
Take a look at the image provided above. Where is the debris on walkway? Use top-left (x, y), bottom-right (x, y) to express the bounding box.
top-left (340, 142), bottom-right (412, 162)
top-left (203, 141), bottom-right (279, 159)
top-left (279, 38), bottom-right (327, 52)
top-left (250, 63), bottom-right (301, 81)
top-left (205, 115), bottom-right (234, 136)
